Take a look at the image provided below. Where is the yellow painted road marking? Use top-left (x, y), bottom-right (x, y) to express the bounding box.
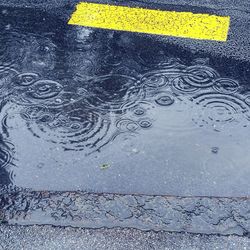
top-left (68, 2), bottom-right (230, 41)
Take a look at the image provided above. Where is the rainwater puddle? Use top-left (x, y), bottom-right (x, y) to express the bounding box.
top-left (0, 7), bottom-right (250, 196)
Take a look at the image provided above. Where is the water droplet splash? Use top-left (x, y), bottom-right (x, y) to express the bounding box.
top-left (84, 74), bottom-right (143, 112)
top-left (13, 73), bottom-right (39, 87)
top-left (141, 73), bottom-right (168, 88)
top-left (28, 80), bottom-right (63, 100)
top-left (211, 147), bottom-right (219, 154)
top-left (183, 65), bottom-right (219, 88)
top-left (138, 119), bottom-right (152, 129)
top-left (133, 108), bottom-right (146, 116)
top-left (155, 93), bottom-right (175, 106)
top-left (213, 78), bottom-right (239, 94)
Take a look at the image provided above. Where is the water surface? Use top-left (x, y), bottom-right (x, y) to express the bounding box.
top-left (0, 7), bottom-right (250, 196)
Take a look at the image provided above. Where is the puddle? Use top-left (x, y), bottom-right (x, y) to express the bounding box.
top-left (0, 7), bottom-right (250, 196)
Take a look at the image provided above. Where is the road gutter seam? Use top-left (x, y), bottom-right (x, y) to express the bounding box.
top-left (0, 188), bottom-right (249, 236)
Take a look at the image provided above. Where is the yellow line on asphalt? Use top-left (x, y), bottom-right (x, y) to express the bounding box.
top-left (68, 2), bottom-right (230, 41)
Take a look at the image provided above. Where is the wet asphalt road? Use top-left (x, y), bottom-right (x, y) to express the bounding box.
top-left (0, 0), bottom-right (250, 246)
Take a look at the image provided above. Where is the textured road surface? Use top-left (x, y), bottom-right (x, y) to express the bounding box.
top-left (0, 1), bottom-right (250, 248)
top-left (0, 225), bottom-right (250, 250)
top-left (0, 0), bottom-right (250, 196)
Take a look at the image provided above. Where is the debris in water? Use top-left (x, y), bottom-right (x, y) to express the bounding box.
top-left (100, 163), bottom-right (110, 170)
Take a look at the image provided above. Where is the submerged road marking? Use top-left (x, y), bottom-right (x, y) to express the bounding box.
top-left (68, 2), bottom-right (230, 41)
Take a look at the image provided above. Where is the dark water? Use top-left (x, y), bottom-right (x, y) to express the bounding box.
top-left (0, 7), bottom-right (250, 196)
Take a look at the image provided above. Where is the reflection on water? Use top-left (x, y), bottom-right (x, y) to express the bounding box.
top-left (0, 7), bottom-right (250, 188)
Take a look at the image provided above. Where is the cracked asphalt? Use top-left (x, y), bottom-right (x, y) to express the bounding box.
top-left (0, 0), bottom-right (250, 249)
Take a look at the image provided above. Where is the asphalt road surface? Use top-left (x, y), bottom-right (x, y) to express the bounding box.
top-left (0, 225), bottom-right (250, 250)
top-left (0, 0), bottom-right (249, 248)
top-left (0, 0), bottom-right (250, 196)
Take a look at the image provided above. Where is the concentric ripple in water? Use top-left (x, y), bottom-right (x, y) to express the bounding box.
top-left (133, 107), bottom-right (146, 116)
top-left (14, 79), bottom-right (64, 106)
top-left (116, 118), bottom-right (140, 133)
top-left (245, 96), bottom-right (250, 106)
top-left (213, 78), bottom-right (239, 94)
top-left (28, 80), bottom-right (63, 100)
top-left (154, 92), bottom-right (175, 106)
top-left (13, 73), bottom-right (40, 87)
top-left (0, 20), bottom-right (249, 164)
top-left (171, 77), bottom-right (199, 94)
top-left (20, 105), bottom-right (53, 122)
top-left (0, 140), bottom-right (14, 185)
top-left (85, 74), bottom-right (143, 112)
top-left (182, 65), bottom-right (219, 88)
top-left (0, 142), bottom-right (13, 168)
top-left (140, 72), bottom-right (169, 88)
top-left (24, 105), bottom-right (112, 153)
top-left (191, 92), bottom-right (250, 130)
top-left (138, 119), bottom-right (152, 129)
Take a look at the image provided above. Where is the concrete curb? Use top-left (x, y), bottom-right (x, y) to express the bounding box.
top-left (1, 188), bottom-right (249, 236)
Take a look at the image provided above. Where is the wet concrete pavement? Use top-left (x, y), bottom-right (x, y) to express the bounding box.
top-left (0, 0), bottom-right (250, 242)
